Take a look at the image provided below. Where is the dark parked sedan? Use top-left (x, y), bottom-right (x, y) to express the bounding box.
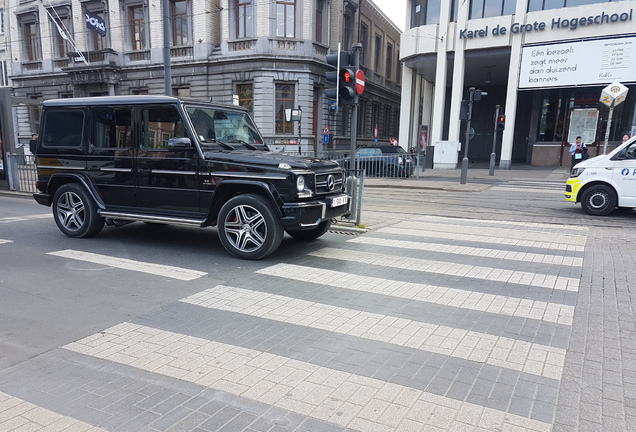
top-left (338, 145), bottom-right (414, 177)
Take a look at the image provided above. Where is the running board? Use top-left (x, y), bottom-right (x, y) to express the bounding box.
top-left (99, 211), bottom-right (205, 227)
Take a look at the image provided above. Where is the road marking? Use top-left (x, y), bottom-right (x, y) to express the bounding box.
top-left (47, 249), bottom-right (207, 281)
top-left (0, 391), bottom-right (107, 431)
top-left (0, 214), bottom-right (51, 224)
top-left (349, 236), bottom-right (583, 267)
top-left (64, 323), bottom-right (552, 432)
top-left (257, 263), bottom-right (574, 325)
top-left (412, 214), bottom-right (588, 233)
top-left (490, 186), bottom-right (563, 194)
top-left (181, 285), bottom-right (566, 379)
top-left (0, 239), bottom-right (13, 245)
top-left (309, 248), bottom-right (580, 292)
top-left (398, 220), bottom-right (588, 246)
top-left (378, 227), bottom-right (586, 252)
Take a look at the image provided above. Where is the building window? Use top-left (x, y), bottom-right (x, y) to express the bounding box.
top-left (396, 50), bottom-right (401, 83)
top-left (238, 84), bottom-right (253, 111)
top-left (0, 9), bottom-right (5, 33)
top-left (275, 84), bottom-right (294, 134)
top-left (471, 0), bottom-right (515, 19)
top-left (171, 0), bottom-right (189, 45)
top-left (86, 8), bottom-right (107, 51)
top-left (22, 20), bottom-right (42, 62)
top-left (386, 43), bottom-right (393, 81)
top-left (50, 13), bottom-right (71, 59)
top-left (527, 0), bottom-right (613, 11)
top-left (236, 0), bottom-right (254, 38)
top-left (344, 13), bottom-right (353, 49)
top-left (128, 5), bottom-right (146, 51)
top-left (411, 0), bottom-right (441, 27)
top-left (0, 61), bottom-right (8, 87)
top-left (374, 34), bottom-right (382, 72)
top-left (315, 0), bottom-right (325, 43)
top-left (360, 23), bottom-right (368, 66)
top-left (276, 0), bottom-right (295, 37)
top-left (172, 87), bottom-right (190, 97)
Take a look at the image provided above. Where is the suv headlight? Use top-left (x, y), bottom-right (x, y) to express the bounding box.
top-left (570, 167), bottom-right (585, 178)
top-left (296, 175), bottom-right (305, 192)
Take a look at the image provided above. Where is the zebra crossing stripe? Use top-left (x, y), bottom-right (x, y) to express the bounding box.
top-left (490, 186), bottom-right (562, 194)
top-left (47, 249), bottom-right (207, 281)
top-left (398, 221), bottom-right (588, 245)
top-left (309, 248), bottom-right (580, 292)
top-left (0, 239), bottom-right (13, 245)
top-left (63, 323), bottom-right (552, 432)
top-left (412, 215), bottom-right (588, 233)
top-left (0, 391), bottom-right (107, 431)
top-left (181, 285), bottom-right (566, 379)
top-left (0, 214), bottom-right (51, 224)
top-left (378, 227), bottom-right (585, 252)
top-left (257, 263), bottom-right (574, 325)
top-left (348, 236), bottom-right (584, 267)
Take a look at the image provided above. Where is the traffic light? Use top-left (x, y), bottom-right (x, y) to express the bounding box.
top-left (339, 67), bottom-right (357, 105)
top-left (325, 51), bottom-right (351, 104)
top-left (496, 114), bottom-right (505, 130)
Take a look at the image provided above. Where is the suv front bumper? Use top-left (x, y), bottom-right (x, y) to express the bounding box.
top-left (281, 194), bottom-right (351, 227)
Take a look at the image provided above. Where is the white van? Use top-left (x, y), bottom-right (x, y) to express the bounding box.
top-left (566, 137), bottom-right (636, 215)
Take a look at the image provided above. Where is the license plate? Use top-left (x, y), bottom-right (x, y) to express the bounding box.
top-left (330, 195), bottom-right (348, 208)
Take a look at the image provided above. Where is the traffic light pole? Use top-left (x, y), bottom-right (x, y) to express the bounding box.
top-left (349, 43), bottom-right (361, 174)
top-left (489, 105), bottom-right (500, 176)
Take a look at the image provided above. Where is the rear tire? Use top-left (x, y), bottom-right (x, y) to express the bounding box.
top-left (580, 185), bottom-right (617, 216)
top-left (217, 194), bottom-right (284, 260)
top-left (286, 220), bottom-right (332, 241)
top-left (52, 183), bottom-right (104, 238)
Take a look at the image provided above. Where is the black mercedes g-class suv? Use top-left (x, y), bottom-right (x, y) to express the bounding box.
top-left (32, 96), bottom-right (350, 260)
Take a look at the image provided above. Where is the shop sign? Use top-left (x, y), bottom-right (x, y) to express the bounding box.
top-left (459, 9), bottom-right (632, 40)
top-left (518, 36), bottom-right (635, 89)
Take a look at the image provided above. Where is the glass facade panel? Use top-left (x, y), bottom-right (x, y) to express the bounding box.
top-left (410, 0), bottom-right (441, 28)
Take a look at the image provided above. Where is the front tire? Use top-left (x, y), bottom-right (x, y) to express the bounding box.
top-left (52, 183), bottom-right (104, 238)
top-left (580, 185), bottom-right (617, 216)
top-left (286, 220), bottom-right (332, 241)
top-left (217, 194), bottom-right (284, 260)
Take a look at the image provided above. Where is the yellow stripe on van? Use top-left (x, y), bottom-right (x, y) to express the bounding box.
top-left (565, 178), bottom-right (582, 202)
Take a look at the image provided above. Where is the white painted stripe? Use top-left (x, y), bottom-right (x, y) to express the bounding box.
top-left (64, 323), bottom-right (552, 432)
top-left (0, 239), bottom-right (13, 245)
top-left (0, 214), bottom-right (51, 224)
top-left (309, 248), bottom-right (580, 292)
top-left (0, 391), bottom-right (107, 431)
top-left (257, 263), bottom-right (574, 325)
top-left (413, 214), bottom-right (586, 233)
top-left (47, 249), bottom-right (207, 281)
top-left (349, 236), bottom-right (583, 267)
top-left (378, 227), bottom-right (585, 252)
top-left (181, 285), bottom-right (566, 379)
top-left (490, 186), bottom-right (563, 194)
top-left (398, 221), bottom-right (588, 245)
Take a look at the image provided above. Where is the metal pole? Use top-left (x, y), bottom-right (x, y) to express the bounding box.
top-left (349, 44), bottom-right (361, 174)
top-left (162, 0), bottom-right (172, 96)
top-left (298, 106), bottom-right (302, 155)
top-left (489, 105), bottom-right (500, 176)
top-left (460, 89), bottom-right (474, 185)
top-left (603, 104), bottom-right (614, 155)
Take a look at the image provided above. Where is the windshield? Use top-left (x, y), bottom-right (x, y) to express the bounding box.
top-left (184, 105), bottom-right (264, 146)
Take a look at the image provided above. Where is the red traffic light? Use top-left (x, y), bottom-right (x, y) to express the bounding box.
top-left (498, 115), bottom-right (504, 123)
top-left (343, 70), bottom-right (351, 83)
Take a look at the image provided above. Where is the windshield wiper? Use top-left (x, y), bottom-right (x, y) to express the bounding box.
top-left (221, 139), bottom-right (258, 150)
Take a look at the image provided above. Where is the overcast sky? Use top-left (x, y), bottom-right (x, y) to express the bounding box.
top-left (373, 0), bottom-right (406, 32)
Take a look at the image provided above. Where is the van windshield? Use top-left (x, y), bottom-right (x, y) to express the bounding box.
top-left (184, 105), bottom-right (265, 149)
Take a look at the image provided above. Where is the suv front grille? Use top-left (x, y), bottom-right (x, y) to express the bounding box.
top-left (315, 170), bottom-right (344, 195)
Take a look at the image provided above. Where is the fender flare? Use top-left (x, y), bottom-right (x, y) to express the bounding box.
top-left (207, 179), bottom-right (283, 224)
top-left (47, 173), bottom-right (106, 209)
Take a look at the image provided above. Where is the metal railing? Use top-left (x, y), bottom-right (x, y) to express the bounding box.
top-left (6, 153), bottom-right (37, 193)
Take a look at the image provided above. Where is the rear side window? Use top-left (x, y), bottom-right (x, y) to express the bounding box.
top-left (41, 109), bottom-right (85, 148)
top-left (91, 107), bottom-right (132, 152)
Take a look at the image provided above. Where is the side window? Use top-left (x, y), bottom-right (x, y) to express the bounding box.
top-left (372, 148), bottom-right (382, 156)
top-left (41, 109), bottom-right (85, 148)
top-left (91, 107), bottom-right (132, 152)
top-left (141, 105), bottom-right (185, 150)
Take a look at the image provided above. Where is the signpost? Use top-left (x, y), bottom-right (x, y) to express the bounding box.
top-left (600, 81), bottom-right (629, 154)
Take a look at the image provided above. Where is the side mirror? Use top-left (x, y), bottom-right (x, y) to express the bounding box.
top-left (167, 137), bottom-right (193, 149)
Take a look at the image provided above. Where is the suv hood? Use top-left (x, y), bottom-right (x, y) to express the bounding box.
top-left (203, 150), bottom-right (340, 170)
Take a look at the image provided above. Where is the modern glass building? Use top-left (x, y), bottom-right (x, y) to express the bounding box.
top-left (400, 0), bottom-right (636, 167)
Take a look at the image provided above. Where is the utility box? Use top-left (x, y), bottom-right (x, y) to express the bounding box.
top-left (433, 141), bottom-right (460, 169)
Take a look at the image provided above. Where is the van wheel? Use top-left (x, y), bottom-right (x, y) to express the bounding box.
top-left (580, 185), bottom-right (617, 216)
top-left (52, 184), bottom-right (105, 238)
top-left (286, 220), bottom-right (332, 241)
top-left (218, 194), bottom-right (283, 260)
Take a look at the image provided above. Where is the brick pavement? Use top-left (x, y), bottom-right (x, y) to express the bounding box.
top-left (1, 167), bottom-right (635, 431)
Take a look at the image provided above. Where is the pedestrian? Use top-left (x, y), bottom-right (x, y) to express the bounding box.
top-left (29, 133), bottom-right (37, 154)
top-left (390, 137), bottom-right (398, 146)
top-left (569, 136), bottom-right (586, 167)
top-left (623, 134), bottom-right (630, 143)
